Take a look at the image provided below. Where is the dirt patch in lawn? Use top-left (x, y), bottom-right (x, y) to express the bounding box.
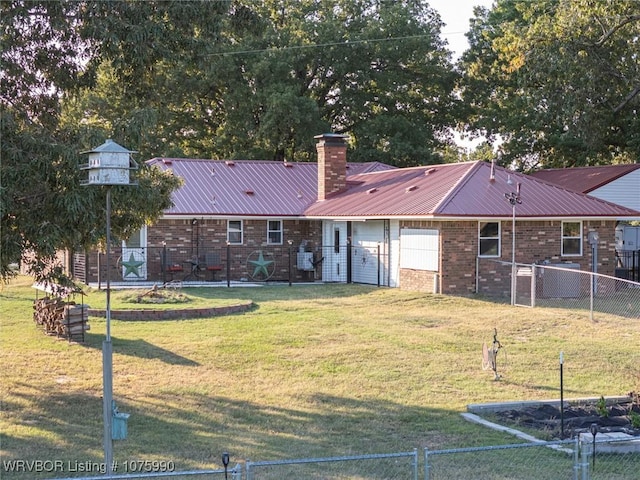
top-left (491, 395), bottom-right (640, 440)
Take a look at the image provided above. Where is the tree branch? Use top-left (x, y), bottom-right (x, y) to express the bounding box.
top-left (613, 84), bottom-right (640, 114)
top-left (595, 14), bottom-right (640, 47)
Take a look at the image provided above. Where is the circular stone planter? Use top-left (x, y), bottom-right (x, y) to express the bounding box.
top-left (88, 301), bottom-right (253, 321)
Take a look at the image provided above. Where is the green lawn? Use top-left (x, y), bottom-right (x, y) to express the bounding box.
top-left (1, 276), bottom-right (638, 478)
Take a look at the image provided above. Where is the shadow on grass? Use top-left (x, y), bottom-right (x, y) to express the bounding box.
top-left (1, 385), bottom-right (482, 479)
top-left (81, 332), bottom-right (200, 366)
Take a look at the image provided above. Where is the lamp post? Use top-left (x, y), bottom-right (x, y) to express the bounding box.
top-left (81, 140), bottom-right (137, 474)
top-left (504, 182), bottom-right (522, 306)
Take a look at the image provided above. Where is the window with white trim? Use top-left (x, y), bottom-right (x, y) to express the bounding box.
top-left (478, 222), bottom-right (501, 257)
top-left (227, 220), bottom-right (243, 244)
top-left (562, 221), bottom-right (582, 256)
top-left (267, 220), bottom-right (282, 245)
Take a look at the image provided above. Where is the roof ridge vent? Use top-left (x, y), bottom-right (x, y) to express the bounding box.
top-left (283, 161), bottom-right (293, 168)
top-left (425, 167), bottom-right (437, 175)
top-left (225, 160), bottom-right (235, 167)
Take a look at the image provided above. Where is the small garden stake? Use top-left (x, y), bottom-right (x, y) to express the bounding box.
top-left (222, 452), bottom-right (230, 480)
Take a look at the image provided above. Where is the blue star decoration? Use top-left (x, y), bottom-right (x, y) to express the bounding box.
top-left (121, 253), bottom-right (145, 278)
top-left (248, 250), bottom-right (274, 279)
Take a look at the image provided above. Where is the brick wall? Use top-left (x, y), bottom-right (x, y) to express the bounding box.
top-left (84, 218), bottom-right (323, 283)
top-left (398, 219), bottom-right (618, 296)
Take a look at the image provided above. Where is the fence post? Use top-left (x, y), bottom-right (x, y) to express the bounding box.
top-left (226, 242), bottom-right (231, 288)
top-left (531, 264), bottom-right (537, 308)
top-left (580, 438), bottom-right (590, 480)
top-left (377, 243), bottom-right (381, 287)
top-left (589, 272), bottom-right (594, 322)
top-left (424, 447), bottom-right (429, 480)
top-left (573, 436), bottom-right (580, 480)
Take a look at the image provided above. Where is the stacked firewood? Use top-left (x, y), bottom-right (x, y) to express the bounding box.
top-left (33, 298), bottom-right (90, 341)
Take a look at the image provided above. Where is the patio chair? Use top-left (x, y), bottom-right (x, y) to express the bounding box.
top-left (163, 251), bottom-right (184, 281)
top-left (205, 252), bottom-right (223, 281)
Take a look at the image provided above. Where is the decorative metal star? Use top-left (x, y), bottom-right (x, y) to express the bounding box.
top-left (248, 250), bottom-right (274, 278)
top-left (121, 253), bottom-right (145, 277)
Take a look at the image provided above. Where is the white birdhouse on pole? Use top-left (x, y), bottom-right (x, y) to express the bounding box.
top-left (80, 139), bottom-right (138, 186)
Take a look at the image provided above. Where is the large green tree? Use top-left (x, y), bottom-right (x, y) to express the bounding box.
top-left (1, 1), bottom-right (182, 282)
top-left (459, 0), bottom-right (640, 170)
top-left (62, 0), bottom-right (458, 166)
top-left (2, 0), bottom-right (460, 281)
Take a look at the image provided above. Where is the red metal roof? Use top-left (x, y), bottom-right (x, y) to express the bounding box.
top-left (304, 161), bottom-right (640, 219)
top-left (148, 157), bottom-right (639, 219)
top-left (530, 164), bottom-right (640, 193)
top-left (146, 158), bottom-right (395, 217)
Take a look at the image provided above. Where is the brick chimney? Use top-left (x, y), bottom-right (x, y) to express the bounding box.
top-left (315, 133), bottom-right (349, 201)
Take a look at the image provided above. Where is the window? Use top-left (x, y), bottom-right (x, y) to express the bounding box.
top-left (479, 222), bottom-right (501, 257)
top-left (267, 220), bottom-right (282, 244)
top-left (562, 221), bottom-right (582, 256)
top-left (227, 220), bottom-right (243, 244)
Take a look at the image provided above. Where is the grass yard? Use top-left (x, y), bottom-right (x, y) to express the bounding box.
top-left (1, 276), bottom-right (638, 478)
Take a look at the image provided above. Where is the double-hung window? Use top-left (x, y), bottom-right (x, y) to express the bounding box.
top-left (267, 220), bottom-right (283, 245)
top-left (562, 221), bottom-right (582, 256)
top-left (479, 222), bottom-right (501, 257)
top-left (227, 220), bottom-right (243, 245)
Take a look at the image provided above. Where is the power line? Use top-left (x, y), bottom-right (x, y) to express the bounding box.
top-left (203, 33), bottom-right (446, 57)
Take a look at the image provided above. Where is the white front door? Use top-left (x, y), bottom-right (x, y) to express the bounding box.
top-left (351, 221), bottom-right (387, 285)
top-left (121, 226), bottom-right (147, 280)
top-left (322, 221), bottom-right (348, 282)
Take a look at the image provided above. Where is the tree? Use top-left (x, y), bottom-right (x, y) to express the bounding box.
top-left (1, 1), bottom-right (182, 282)
top-left (61, 0), bottom-right (459, 166)
top-left (459, 0), bottom-right (640, 170)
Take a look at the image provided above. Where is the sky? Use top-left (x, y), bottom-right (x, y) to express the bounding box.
top-left (429, 0), bottom-right (495, 60)
top-left (429, 0), bottom-right (496, 149)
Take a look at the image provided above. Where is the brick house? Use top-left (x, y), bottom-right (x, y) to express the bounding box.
top-left (76, 134), bottom-right (640, 296)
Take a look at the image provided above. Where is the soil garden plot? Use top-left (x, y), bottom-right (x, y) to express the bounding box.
top-left (490, 396), bottom-right (640, 440)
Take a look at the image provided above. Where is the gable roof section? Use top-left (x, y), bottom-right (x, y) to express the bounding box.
top-left (304, 161), bottom-right (640, 219)
top-left (530, 164), bottom-right (640, 193)
top-left (147, 158), bottom-right (395, 217)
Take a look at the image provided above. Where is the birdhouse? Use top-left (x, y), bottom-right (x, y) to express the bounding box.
top-left (80, 139), bottom-right (138, 186)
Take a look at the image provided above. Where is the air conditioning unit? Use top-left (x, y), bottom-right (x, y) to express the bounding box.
top-left (297, 252), bottom-right (314, 271)
top-left (542, 263), bottom-right (581, 298)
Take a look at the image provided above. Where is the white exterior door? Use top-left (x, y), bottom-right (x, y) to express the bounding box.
top-left (121, 226), bottom-right (147, 280)
top-left (322, 221), bottom-right (348, 282)
top-left (351, 221), bottom-right (387, 285)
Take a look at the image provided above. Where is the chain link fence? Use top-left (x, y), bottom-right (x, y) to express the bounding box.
top-left (478, 259), bottom-right (640, 319)
top-left (425, 441), bottom-right (578, 480)
top-left (245, 451), bottom-right (418, 479)
top-left (39, 436), bottom-right (639, 480)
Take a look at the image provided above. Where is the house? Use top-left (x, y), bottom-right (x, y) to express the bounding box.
top-left (530, 164), bottom-right (640, 215)
top-left (530, 163), bottom-right (640, 275)
top-left (76, 134), bottom-right (640, 296)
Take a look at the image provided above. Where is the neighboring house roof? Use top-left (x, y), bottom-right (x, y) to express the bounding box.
top-left (146, 158), bottom-right (395, 217)
top-left (304, 161), bottom-right (640, 220)
top-left (530, 163), bottom-right (640, 194)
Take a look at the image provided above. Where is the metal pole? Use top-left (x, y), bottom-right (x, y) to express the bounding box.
top-left (288, 242), bottom-right (292, 287)
top-left (511, 203), bottom-right (516, 306)
top-left (560, 351), bottom-right (564, 439)
top-left (226, 242), bottom-right (231, 288)
top-left (377, 244), bottom-right (381, 287)
top-left (103, 186), bottom-right (114, 474)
